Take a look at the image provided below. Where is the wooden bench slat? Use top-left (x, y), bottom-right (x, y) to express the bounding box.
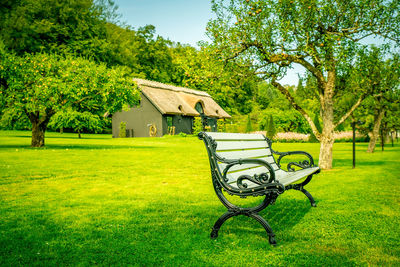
top-left (276, 167), bottom-right (320, 186)
top-left (205, 132), bottom-right (265, 140)
top-left (215, 140), bottom-right (268, 151)
top-left (216, 148), bottom-right (272, 159)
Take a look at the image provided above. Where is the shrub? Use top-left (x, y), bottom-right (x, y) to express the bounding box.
top-left (259, 108), bottom-right (311, 134)
top-left (119, 121), bottom-right (126, 138)
top-left (192, 117), bottom-right (203, 135)
top-left (245, 114), bottom-right (253, 133)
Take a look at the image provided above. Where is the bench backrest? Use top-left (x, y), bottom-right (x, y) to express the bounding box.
top-left (202, 132), bottom-right (281, 189)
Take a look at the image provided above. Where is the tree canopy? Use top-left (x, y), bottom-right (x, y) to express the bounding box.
top-left (0, 52), bottom-right (139, 146)
top-left (207, 0), bottom-right (400, 169)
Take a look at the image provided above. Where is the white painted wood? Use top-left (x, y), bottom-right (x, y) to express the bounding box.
top-left (215, 140), bottom-right (268, 151)
top-left (276, 167), bottom-right (320, 186)
top-left (205, 132), bottom-right (265, 140)
top-left (216, 148), bottom-right (272, 159)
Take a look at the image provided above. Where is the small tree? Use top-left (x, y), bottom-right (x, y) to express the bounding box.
top-left (266, 115), bottom-right (276, 140)
top-left (49, 109), bottom-right (106, 138)
top-left (245, 114), bottom-right (253, 133)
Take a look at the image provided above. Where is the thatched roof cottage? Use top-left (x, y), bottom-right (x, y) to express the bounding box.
top-left (112, 78), bottom-right (231, 137)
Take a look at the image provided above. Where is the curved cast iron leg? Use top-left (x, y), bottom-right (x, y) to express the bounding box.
top-left (248, 213), bottom-right (277, 246)
top-left (210, 211), bottom-right (236, 239)
top-left (299, 188), bottom-right (317, 207)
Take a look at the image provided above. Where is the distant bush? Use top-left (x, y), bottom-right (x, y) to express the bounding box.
top-left (259, 109), bottom-right (311, 134)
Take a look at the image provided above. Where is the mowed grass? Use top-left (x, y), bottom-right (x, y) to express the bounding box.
top-left (0, 131), bottom-right (399, 266)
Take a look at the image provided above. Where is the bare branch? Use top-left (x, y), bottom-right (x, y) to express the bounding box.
top-left (334, 93), bottom-right (367, 128)
top-left (271, 79), bottom-right (321, 140)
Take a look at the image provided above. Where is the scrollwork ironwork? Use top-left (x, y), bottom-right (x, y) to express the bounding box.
top-left (287, 160), bottom-right (311, 172)
top-left (237, 173), bottom-right (270, 189)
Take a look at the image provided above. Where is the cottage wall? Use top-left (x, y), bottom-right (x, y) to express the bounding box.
top-left (112, 94), bottom-right (163, 137)
top-left (162, 115), bottom-right (193, 135)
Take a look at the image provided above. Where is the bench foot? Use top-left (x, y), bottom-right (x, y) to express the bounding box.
top-left (211, 210), bottom-right (277, 245)
top-left (210, 228), bottom-right (219, 239)
top-left (268, 236), bottom-right (277, 246)
top-left (299, 188), bottom-right (316, 207)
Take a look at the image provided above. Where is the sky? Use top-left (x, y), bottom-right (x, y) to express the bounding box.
top-left (113, 0), bottom-right (303, 86)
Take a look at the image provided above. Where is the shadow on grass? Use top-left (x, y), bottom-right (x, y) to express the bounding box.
top-left (10, 134), bottom-right (111, 140)
top-left (333, 158), bottom-right (388, 168)
top-left (218, 198), bottom-right (312, 239)
top-left (0, 144), bottom-right (159, 150)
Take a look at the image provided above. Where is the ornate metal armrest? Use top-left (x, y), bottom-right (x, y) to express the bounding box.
top-left (217, 158), bottom-right (283, 196)
top-left (272, 150), bottom-right (315, 172)
top-left (221, 158), bottom-right (276, 184)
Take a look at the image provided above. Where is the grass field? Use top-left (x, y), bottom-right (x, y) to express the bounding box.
top-left (0, 130), bottom-right (399, 266)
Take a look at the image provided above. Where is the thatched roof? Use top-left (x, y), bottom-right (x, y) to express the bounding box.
top-left (134, 78), bottom-right (231, 119)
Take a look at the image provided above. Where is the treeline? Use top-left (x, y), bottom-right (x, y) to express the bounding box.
top-left (0, 0), bottom-right (259, 127)
top-left (1, 0), bottom-right (399, 153)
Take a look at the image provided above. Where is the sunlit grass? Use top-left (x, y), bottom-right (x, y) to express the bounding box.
top-left (0, 130), bottom-right (399, 266)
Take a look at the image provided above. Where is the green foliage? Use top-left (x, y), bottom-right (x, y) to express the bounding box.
top-left (266, 115), bottom-right (276, 140)
top-left (217, 119), bottom-right (226, 132)
top-left (119, 121), bottom-right (126, 138)
top-left (0, 52), bottom-right (140, 145)
top-left (48, 109), bottom-right (106, 135)
top-left (0, 0), bottom-right (116, 61)
top-left (178, 132), bottom-right (187, 137)
top-left (259, 109), bottom-right (311, 134)
top-left (192, 117), bottom-right (203, 135)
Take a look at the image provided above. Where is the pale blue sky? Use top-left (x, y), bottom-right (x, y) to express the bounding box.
top-left (113, 0), bottom-right (303, 86)
top-left (113, 0), bottom-right (213, 47)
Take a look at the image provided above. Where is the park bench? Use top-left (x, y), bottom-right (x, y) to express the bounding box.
top-left (198, 132), bottom-right (320, 245)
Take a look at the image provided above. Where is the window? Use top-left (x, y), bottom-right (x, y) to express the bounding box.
top-left (195, 102), bottom-right (204, 114)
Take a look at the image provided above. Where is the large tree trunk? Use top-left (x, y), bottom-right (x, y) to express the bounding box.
top-left (318, 71), bottom-right (335, 169)
top-left (28, 110), bottom-right (54, 147)
top-left (367, 108), bottom-right (385, 153)
top-left (31, 120), bottom-right (47, 147)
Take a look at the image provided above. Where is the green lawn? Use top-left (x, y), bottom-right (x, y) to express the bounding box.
top-left (0, 131), bottom-right (399, 266)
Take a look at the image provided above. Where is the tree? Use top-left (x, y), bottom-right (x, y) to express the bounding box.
top-left (48, 109), bottom-right (109, 138)
top-left (245, 114), bottom-right (253, 132)
top-left (0, 52), bottom-right (139, 147)
top-left (207, 0), bottom-right (400, 169)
